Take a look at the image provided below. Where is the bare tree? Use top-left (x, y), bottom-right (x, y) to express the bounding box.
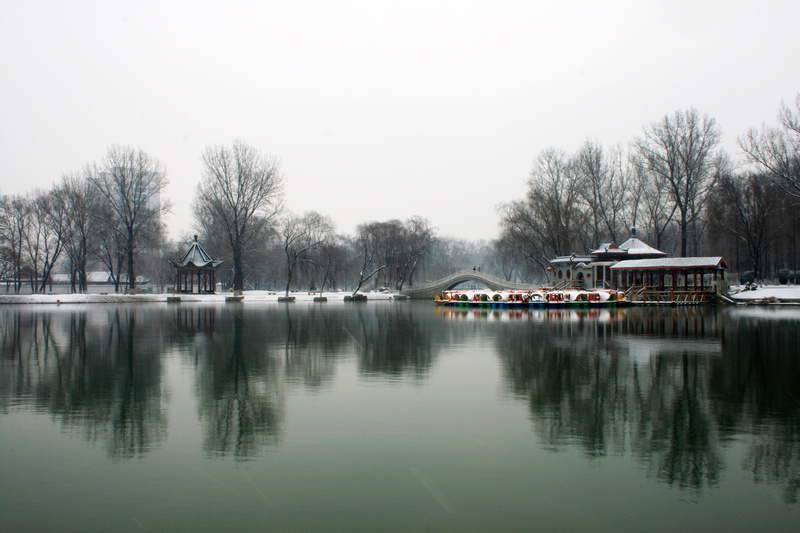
top-left (22, 193), bottom-right (46, 292)
top-left (708, 172), bottom-right (783, 280)
top-left (740, 93), bottom-right (800, 197)
top-left (351, 221), bottom-right (392, 295)
top-left (88, 145), bottom-right (171, 290)
top-left (629, 154), bottom-right (677, 251)
top-left (313, 234), bottom-right (348, 293)
top-left (57, 172), bottom-right (104, 293)
top-left (0, 196), bottom-right (20, 291)
top-left (93, 203), bottom-right (126, 292)
top-left (499, 148), bottom-right (587, 275)
top-left (634, 109), bottom-right (721, 256)
top-left (0, 195), bottom-right (8, 285)
top-left (493, 232), bottom-right (525, 281)
top-left (16, 190), bottom-right (70, 293)
top-left (574, 140), bottom-right (629, 244)
top-left (417, 237), bottom-right (495, 281)
top-left (279, 211), bottom-right (334, 296)
top-left (394, 216), bottom-right (436, 290)
top-left (0, 195), bottom-right (29, 293)
top-left (194, 141), bottom-right (284, 293)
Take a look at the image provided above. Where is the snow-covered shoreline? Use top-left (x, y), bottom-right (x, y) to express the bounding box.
top-left (2, 285), bottom-right (800, 305)
top-left (0, 290), bottom-right (401, 305)
top-left (726, 285), bottom-right (800, 304)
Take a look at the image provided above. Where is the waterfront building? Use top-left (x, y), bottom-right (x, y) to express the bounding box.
top-left (548, 231), bottom-right (728, 303)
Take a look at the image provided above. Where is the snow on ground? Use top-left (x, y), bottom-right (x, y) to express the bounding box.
top-left (0, 290), bottom-right (401, 305)
top-left (2, 285), bottom-right (800, 305)
top-left (727, 284), bottom-right (800, 303)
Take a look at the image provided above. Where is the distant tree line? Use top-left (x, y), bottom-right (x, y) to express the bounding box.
top-left (498, 96), bottom-right (800, 283)
top-left (0, 141), bottom-right (457, 294)
top-left (4, 95), bottom-right (798, 292)
top-left (0, 145), bottom-right (172, 294)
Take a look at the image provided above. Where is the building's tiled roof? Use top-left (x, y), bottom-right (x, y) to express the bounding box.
top-left (549, 255), bottom-right (592, 264)
top-left (610, 257), bottom-right (728, 270)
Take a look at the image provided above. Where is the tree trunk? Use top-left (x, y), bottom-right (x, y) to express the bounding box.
top-left (284, 263), bottom-right (293, 297)
top-left (232, 239), bottom-right (245, 293)
top-left (127, 250), bottom-right (136, 290)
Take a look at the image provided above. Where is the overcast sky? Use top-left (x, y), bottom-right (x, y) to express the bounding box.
top-left (2, 0), bottom-right (799, 242)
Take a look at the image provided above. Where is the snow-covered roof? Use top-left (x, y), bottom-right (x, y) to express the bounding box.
top-left (87, 271), bottom-right (112, 283)
top-left (549, 255), bottom-right (593, 265)
top-left (171, 240), bottom-right (223, 269)
top-left (590, 242), bottom-right (627, 255)
top-left (610, 257), bottom-right (728, 270)
top-left (44, 271), bottom-right (112, 284)
top-left (618, 237), bottom-right (667, 257)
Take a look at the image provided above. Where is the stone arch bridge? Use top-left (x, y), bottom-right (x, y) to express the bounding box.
top-left (399, 269), bottom-right (538, 299)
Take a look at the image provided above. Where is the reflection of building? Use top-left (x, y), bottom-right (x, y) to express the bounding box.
top-left (549, 230), bottom-right (728, 302)
top-left (170, 236), bottom-right (223, 294)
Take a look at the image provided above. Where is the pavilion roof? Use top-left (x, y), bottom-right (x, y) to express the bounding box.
top-left (170, 240), bottom-right (223, 269)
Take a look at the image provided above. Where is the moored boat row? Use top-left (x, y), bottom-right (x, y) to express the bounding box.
top-left (435, 289), bottom-right (627, 307)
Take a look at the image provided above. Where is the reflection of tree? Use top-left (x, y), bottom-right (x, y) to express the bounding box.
top-left (195, 306), bottom-right (285, 460)
top-left (634, 353), bottom-right (722, 491)
top-left (496, 307), bottom-right (800, 499)
top-left (191, 302), bottom-right (444, 459)
top-left (497, 319), bottom-right (634, 456)
top-left (743, 425), bottom-right (800, 505)
top-left (105, 308), bottom-right (167, 459)
top-left (496, 307), bottom-right (729, 491)
top-left (354, 303), bottom-right (436, 379)
top-left (279, 304), bottom-right (342, 390)
top-left (0, 307), bottom-right (166, 458)
top-left (190, 302), bottom-right (444, 459)
top-left (714, 314), bottom-right (800, 505)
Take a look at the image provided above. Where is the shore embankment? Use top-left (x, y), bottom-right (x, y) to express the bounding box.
top-left (0, 290), bottom-right (400, 305)
top-left (2, 285), bottom-right (800, 305)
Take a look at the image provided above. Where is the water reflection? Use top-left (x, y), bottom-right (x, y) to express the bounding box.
top-left (720, 311), bottom-right (800, 505)
top-left (0, 303), bottom-right (798, 504)
top-left (191, 306), bottom-right (285, 460)
top-left (352, 304), bottom-right (437, 379)
top-left (0, 306), bottom-right (166, 459)
top-left (487, 306), bottom-right (799, 503)
top-left (175, 303), bottom-right (442, 459)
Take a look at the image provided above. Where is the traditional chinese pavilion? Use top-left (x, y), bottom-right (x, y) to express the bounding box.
top-left (170, 236), bottom-right (223, 294)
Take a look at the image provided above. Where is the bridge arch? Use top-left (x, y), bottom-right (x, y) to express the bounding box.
top-left (400, 269), bottom-right (538, 299)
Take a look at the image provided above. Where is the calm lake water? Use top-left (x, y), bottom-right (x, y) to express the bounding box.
top-left (1, 301), bottom-right (798, 532)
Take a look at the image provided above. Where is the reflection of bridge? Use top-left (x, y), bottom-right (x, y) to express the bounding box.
top-left (400, 269), bottom-right (538, 299)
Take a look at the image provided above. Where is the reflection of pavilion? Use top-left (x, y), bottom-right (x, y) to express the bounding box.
top-left (170, 236), bottom-right (223, 294)
top-left (175, 306), bottom-right (216, 332)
